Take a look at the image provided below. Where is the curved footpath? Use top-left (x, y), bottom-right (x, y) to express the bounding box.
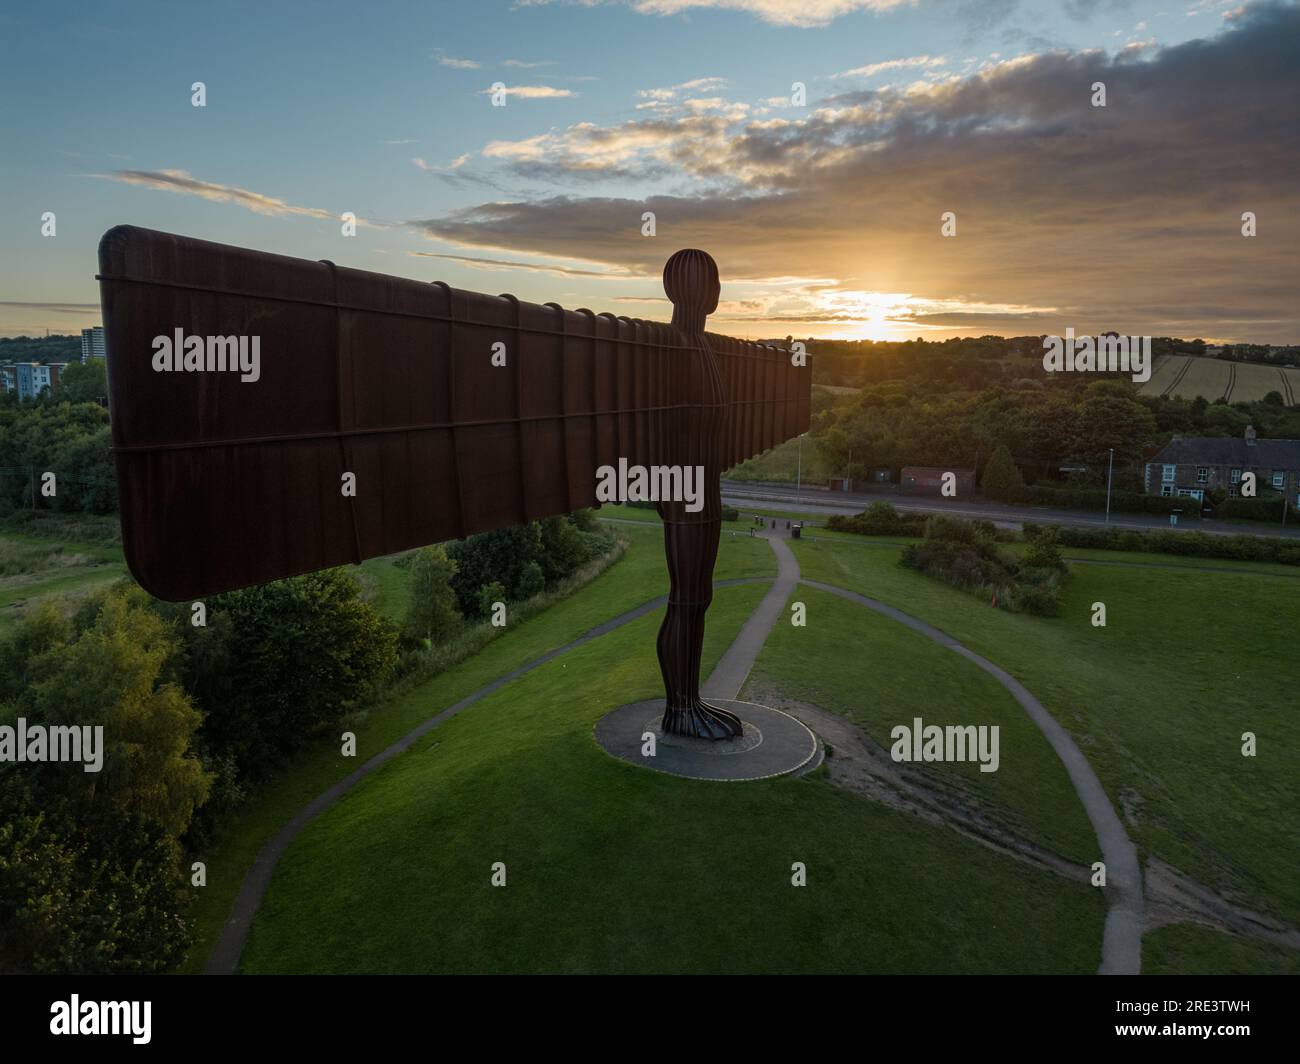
top-left (206, 532), bottom-right (1142, 975)
top-left (802, 573), bottom-right (1144, 974)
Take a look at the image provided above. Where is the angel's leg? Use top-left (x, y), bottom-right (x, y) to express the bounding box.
top-left (656, 515), bottom-right (742, 739)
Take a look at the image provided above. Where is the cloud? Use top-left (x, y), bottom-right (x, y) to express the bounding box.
top-left (0, 301), bottom-right (99, 314)
top-left (529, 0), bottom-right (915, 29)
top-left (436, 52), bottom-right (482, 69)
top-left (1062, 0), bottom-right (1132, 21)
top-left (409, 2), bottom-right (1300, 341)
top-left (89, 169), bottom-right (341, 221)
top-left (637, 76), bottom-right (728, 102)
top-left (480, 84), bottom-right (577, 99)
top-left (833, 55), bottom-right (946, 78)
top-left (409, 251), bottom-right (648, 279)
top-left (502, 58), bottom-right (557, 68)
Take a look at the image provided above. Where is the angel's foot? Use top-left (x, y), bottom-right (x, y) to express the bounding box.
top-left (661, 698), bottom-right (744, 741)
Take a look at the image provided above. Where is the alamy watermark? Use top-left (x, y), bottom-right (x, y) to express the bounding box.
top-left (152, 329), bottom-right (261, 382)
top-left (0, 718), bottom-right (103, 772)
top-left (1042, 329), bottom-right (1151, 383)
top-left (50, 996), bottom-right (150, 1044)
top-left (890, 717), bottom-right (1000, 773)
top-left (595, 458), bottom-right (705, 513)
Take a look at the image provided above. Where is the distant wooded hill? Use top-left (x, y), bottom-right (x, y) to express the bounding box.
top-left (0, 334), bottom-right (83, 363)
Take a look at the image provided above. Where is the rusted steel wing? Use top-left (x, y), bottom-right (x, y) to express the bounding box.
top-left (97, 226), bottom-right (810, 601)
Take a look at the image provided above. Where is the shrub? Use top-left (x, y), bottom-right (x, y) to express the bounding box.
top-left (902, 519), bottom-right (1065, 615)
top-left (167, 569), bottom-right (398, 782)
top-left (477, 581), bottom-right (507, 618)
top-left (981, 444), bottom-right (1028, 502)
top-left (1027, 485), bottom-right (1197, 518)
top-left (1215, 495), bottom-right (1295, 522)
top-left (1022, 521), bottom-right (1300, 566)
top-left (516, 559), bottom-right (546, 600)
top-left (446, 514), bottom-right (607, 618)
top-left (827, 502), bottom-right (927, 537)
top-left (1022, 527), bottom-right (1067, 573)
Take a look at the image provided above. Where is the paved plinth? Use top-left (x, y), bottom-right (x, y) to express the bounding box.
top-left (594, 698), bottom-right (820, 781)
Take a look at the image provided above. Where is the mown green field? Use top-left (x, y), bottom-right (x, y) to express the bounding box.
top-left (181, 522), bottom-right (775, 971)
top-left (240, 579), bottom-right (1102, 974)
top-left (9, 507), bottom-right (1293, 973)
top-left (747, 587), bottom-right (1097, 862)
top-left (791, 537), bottom-right (1300, 929)
top-left (224, 523), bottom-right (1295, 974)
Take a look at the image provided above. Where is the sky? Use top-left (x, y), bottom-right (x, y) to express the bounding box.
top-left (1, 0), bottom-right (1297, 343)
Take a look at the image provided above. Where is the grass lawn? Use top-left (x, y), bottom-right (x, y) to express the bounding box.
top-left (790, 537), bottom-right (1300, 932)
top-left (1143, 924), bottom-right (1300, 975)
top-left (746, 586), bottom-right (1097, 862)
top-left (240, 581), bottom-right (1102, 974)
top-left (180, 522), bottom-right (773, 971)
top-left (0, 531), bottom-right (127, 635)
top-left (600, 502), bottom-right (859, 531)
top-left (355, 553), bottom-right (415, 623)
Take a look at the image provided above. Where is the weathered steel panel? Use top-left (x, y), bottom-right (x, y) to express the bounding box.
top-left (98, 226), bottom-right (809, 601)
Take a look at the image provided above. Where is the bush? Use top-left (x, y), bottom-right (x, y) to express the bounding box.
top-left (477, 580), bottom-right (507, 618)
top-left (1022, 527), bottom-right (1067, 573)
top-left (1022, 522), bottom-right (1300, 566)
top-left (902, 518), bottom-right (1065, 615)
top-left (981, 444), bottom-right (1028, 502)
top-left (1215, 495), bottom-right (1296, 522)
top-left (447, 514), bottom-right (607, 619)
top-left (516, 559), bottom-right (546, 599)
top-left (1027, 485), bottom-right (1196, 518)
top-left (721, 505), bottom-right (739, 522)
top-left (166, 569), bottom-right (398, 783)
top-left (827, 502), bottom-right (927, 537)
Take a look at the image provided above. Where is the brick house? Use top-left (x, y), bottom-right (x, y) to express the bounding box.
top-left (899, 466), bottom-right (977, 497)
top-left (1143, 425), bottom-right (1300, 507)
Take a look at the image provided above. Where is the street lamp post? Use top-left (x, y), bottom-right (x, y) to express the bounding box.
top-left (1105, 448), bottom-right (1115, 525)
top-left (796, 433), bottom-right (803, 501)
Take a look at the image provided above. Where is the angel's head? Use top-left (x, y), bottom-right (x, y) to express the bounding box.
top-left (663, 249), bottom-right (720, 331)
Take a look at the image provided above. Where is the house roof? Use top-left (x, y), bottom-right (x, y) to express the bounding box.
top-left (1150, 436), bottom-right (1300, 469)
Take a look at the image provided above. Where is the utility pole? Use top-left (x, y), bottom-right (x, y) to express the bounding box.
top-left (1105, 448), bottom-right (1115, 524)
top-left (796, 433), bottom-right (803, 501)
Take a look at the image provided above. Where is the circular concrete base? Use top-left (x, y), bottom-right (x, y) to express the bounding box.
top-left (594, 699), bottom-right (820, 781)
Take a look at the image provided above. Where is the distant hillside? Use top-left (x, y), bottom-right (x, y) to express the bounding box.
top-left (0, 334), bottom-right (82, 363)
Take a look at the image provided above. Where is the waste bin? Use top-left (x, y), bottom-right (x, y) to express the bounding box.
top-left (792, 523), bottom-right (802, 539)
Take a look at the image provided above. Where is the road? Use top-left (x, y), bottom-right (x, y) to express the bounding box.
top-left (722, 480), bottom-right (1300, 539)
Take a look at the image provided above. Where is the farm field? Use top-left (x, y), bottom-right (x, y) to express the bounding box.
top-left (1141, 354), bottom-right (1300, 403)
